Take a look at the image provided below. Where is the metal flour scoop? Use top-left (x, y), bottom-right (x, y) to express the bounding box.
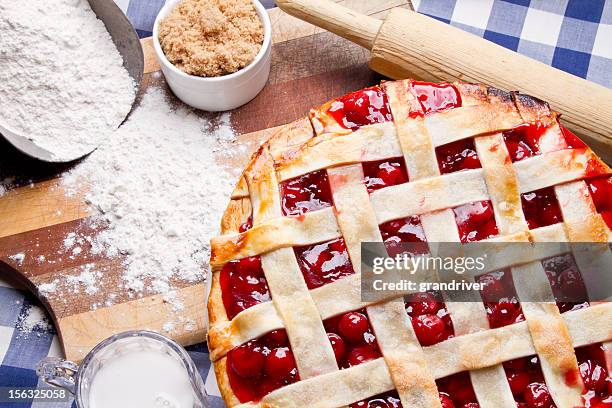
top-left (0, 0), bottom-right (144, 163)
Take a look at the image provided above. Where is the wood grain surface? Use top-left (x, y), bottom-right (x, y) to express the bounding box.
top-left (0, 1), bottom-right (408, 362)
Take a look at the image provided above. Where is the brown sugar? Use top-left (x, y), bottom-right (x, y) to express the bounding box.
top-left (158, 0), bottom-right (264, 77)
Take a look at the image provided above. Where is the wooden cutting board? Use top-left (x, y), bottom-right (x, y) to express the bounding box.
top-left (0, 1), bottom-right (408, 362)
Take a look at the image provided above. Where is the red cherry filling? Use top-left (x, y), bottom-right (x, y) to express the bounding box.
top-left (521, 187), bottom-right (563, 229)
top-left (280, 170), bottom-right (333, 217)
top-left (293, 238), bottom-right (354, 289)
top-left (478, 270), bottom-right (508, 302)
top-left (503, 123), bottom-right (547, 162)
top-left (523, 382), bottom-right (554, 408)
top-left (453, 200), bottom-right (499, 243)
top-left (362, 158), bottom-right (409, 193)
top-left (439, 392), bottom-right (455, 408)
top-left (265, 329), bottom-right (289, 348)
top-left (412, 81), bottom-right (462, 114)
top-left (580, 360), bottom-right (607, 393)
top-left (437, 372), bottom-right (478, 406)
top-left (350, 391), bottom-right (402, 408)
top-left (413, 314), bottom-right (448, 346)
top-left (587, 176), bottom-right (612, 229)
top-left (327, 86), bottom-right (393, 131)
top-left (499, 325), bottom-right (609, 406)
top-left (406, 291), bottom-right (442, 316)
top-left (220, 256), bottom-right (271, 319)
top-left (324, 309), bottom-right (382, 369)
top-left (338, 311), bottom-right (371, 343)
top-left (229, 340), bottom-right (265, 378)
top-left (405, 291), bottom-right (454, 346)
top-left (508, 371), bottom-right (532, 397)
top-left (502, 355), bottom-right (552, 407)
top-left (264, 347), bottom-right (297, 379)
top-left (226, 330), bottom-right (298, 403)
top-left (542, 254), bottom-right (589, 313)
top-left (239, 215), bottom-right (253, 232)
top-left (487, 298), bottom-right (524, 329)
top-left (379, 216), bottom-right (427, 256)
top-left (560, 125), bottom-right (586, 149)
top-left (436, 138), bottom-right (482, 174)
top-left (345, 344), bottom-right (381, 367)
top-left (576, 343), bottom-right (611, 407)
top-left (477, 270), bottom-right (525, 328)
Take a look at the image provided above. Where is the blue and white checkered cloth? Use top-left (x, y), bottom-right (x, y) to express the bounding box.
top-left (0, 278), bottom-right (69, 408)
top-left (2, 1), bottom-right (610, 407)
top-left (413, 0), bottom-right (612, 88)
top-left (0, 281), bottom-right (61, 408)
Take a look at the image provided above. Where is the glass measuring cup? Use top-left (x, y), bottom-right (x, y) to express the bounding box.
top-left (37, 330), bottom-right (209, 408)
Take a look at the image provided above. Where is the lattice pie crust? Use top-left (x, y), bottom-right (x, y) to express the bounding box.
top-left (208, 80), bottom-right (612, 408)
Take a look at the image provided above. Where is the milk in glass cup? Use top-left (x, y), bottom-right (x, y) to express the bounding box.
top-left (37, 331), bottom-right (209, 408)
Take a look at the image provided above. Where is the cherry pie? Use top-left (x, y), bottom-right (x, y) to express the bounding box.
top-left (208, 80), bottom-right (612, 408)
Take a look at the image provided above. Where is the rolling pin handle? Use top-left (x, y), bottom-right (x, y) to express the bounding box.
top-left (276, 0), bottom-right (382, 49)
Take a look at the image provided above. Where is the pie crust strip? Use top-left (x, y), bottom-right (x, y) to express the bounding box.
top-left (327, 162), bottom-right (441, 407)
top-left (245, 150), bottom-right (339, 379)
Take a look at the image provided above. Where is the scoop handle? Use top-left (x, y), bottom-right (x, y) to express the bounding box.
top-left (276, 0), bottom-right (382, 49)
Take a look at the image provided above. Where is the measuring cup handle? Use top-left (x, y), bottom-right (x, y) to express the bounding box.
top-left (36, 357), bottom-right (79, 395)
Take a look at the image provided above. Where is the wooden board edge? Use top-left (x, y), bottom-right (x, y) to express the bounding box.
top-left (58, 283), bottom-right (207, 361)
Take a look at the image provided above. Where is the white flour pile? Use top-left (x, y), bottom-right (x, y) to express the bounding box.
top-left (0, 0), bottom-right (135, 160)
top-left (8, 252), bottom-right (25, 265)
top-left (61, 87), bottom-right (236, 306)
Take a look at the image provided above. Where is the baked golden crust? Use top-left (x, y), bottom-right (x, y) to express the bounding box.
top-left (209, 119), bottom-right (315, 407)
top-left (207, 79), bottom-right (612, 408)
top-left (214, 355), bottom-right (242, 407)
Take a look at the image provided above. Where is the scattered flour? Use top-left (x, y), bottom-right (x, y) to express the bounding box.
top-left (38, 280), bottom-right (58, 296)
top-left (60, 88), bottom-right (236, 305)
top-left (0, 0), bottom-right (135, 160)
top-left (162, 316), bottom-right (195, 333)
top-left (214, 113), bottom-right (238, 143)
top-left (16, 304), bottom-right (53, 337)
top-left (9, 253), bottom-right (25, 265)
top-left (66, 264), bottom-right (101, 295)
top-left (0, 177), bottom-right (15, 197)
top-left (63, 232), bottom-right (77, 249)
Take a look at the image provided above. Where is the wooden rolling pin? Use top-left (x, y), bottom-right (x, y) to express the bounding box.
top-left (276, 0), bottom-right (612, 163)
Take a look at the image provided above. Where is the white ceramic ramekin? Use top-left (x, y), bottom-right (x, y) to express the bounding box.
top-left (153, 0), bottom-right (271, 112)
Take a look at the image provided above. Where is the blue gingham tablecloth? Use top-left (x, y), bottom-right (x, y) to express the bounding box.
top-left (1, 1), bottom-right (610, 407)
top-left (114, 0), bottom-right (612, 88)
top-left (413, 0), bottom-right (612, 88)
